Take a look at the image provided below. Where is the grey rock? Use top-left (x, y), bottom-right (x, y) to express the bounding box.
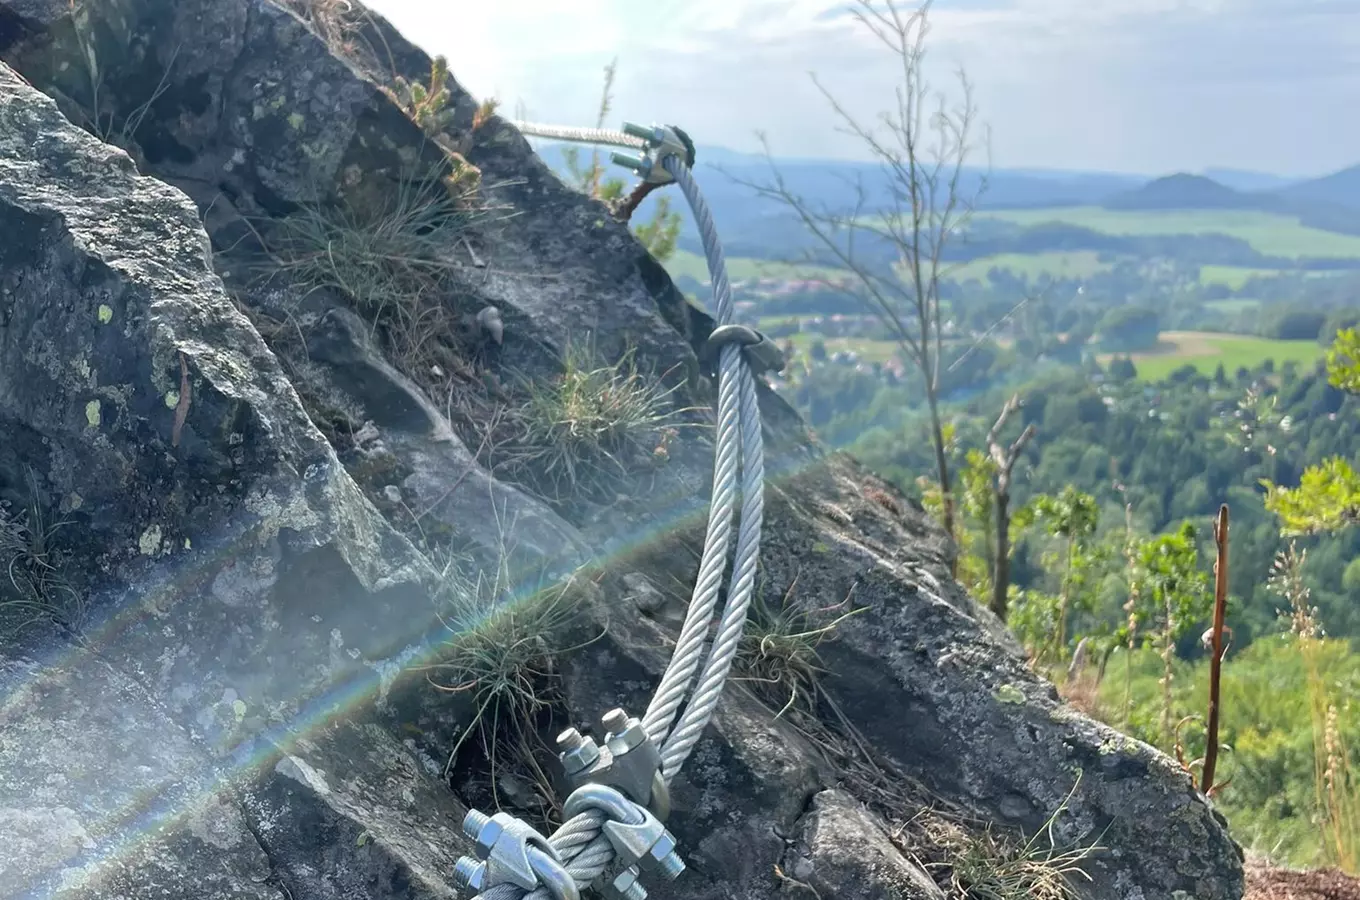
top-left (0, 647), bottom-right (282, 899)
top-left (301, 304), bottom-right (590, 569)
top-left (0, 58), bottom-right (440, 744)
top-left (239, 721), bottom-right (476, 900)
top-left (788, 791), bottom-right (945, 900)
top-left (752, 458), bottom-right (1245, 900)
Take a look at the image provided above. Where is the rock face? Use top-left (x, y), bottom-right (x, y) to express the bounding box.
top-left (0, 2), bottom-right (1244, 899)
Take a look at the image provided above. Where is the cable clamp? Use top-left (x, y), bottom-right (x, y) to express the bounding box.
top-left (701, 324), bottom-right (786, 376)
top-left (610, 122), bottom-right (696, 185)
top-left (556, 707), bottom-right (671, 822)
top-left (452, 810), bottom-right (579, 900)
top-left (563, 784), bottom-right (686, 900)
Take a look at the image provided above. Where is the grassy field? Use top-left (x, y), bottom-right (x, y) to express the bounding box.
top-left (980, 207), bottom-right (1360, 259)
top-left (665, 249), bottom-right (848, 284)
top-left (1198, 265), bottom-right (1282, 289)
top-left (949, 250), bottom-right (1112, 281)
top-left (783, 332), bottom-right (902, 364)
top-left (1204, 298), bottom-right (1262, 314)
top-left (1102, 331), bottom-right (1326, 381)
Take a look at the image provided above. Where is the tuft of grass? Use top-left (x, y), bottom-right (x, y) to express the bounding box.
top-left (277, 0), bottom-right (372, 63)
top-left (735, 573), bottom-right (864, 718)
top-left (1271, 543), bottom-right (1360, 872)
top-left (0, 476), bottom-right (83, 638)
top-left (260, 163), bottom-right (509, 391)
top-left (420, 540), bottom-right (601, 814)
top-left (908, 779), bottom-right (1099, 900)
top-left (267, 168), bottom-right (469, 320)
top-left (496, 341), bottom-right (687, 499)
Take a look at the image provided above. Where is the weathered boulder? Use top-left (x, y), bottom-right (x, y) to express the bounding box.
top-left (240, 720), bottom-right (471, 900)
top-left (0, 58), bottom-right (438, 753)
top-left (0, 0), bottom-right (1248, 898)
top-left (789, 791), bottom-right (946, 900)
top-left (0, 645), bottom-right (281, 899)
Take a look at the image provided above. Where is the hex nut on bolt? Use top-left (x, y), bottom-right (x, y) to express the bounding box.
top-left (642, 831), bottom-right (685, 879)
top-left (602, 709), bottom-right (647, 755)
top-left (558, 729), bottom-right (601, 776)
top-left (462, 810), bottom-right (505, 858)
top-left (453, 857), bottom-right (487, 892)
top-left (604, 866), bottom-right (648, 900)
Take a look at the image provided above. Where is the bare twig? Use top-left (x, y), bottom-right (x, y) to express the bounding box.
top-left (172, 351), bottom-right (191, 448)
top-left (722, 0), bottom-right (992, 562)
top-left (1203, 503), bottom-right (1230, 795)
top-left (985, 394), bottom-right (1036, 620)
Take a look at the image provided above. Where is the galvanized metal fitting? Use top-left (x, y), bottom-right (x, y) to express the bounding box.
top-left (701, 323), bottom-right (786, 376)
top-left (556, 710), bottom-right (672, 822)
top-left (557, 727), bottom-right (602, 777)
top-left (452, 856), bottom-right (487, 893)
top-left (602, 708), bottom-right (647, 755)
top-left (611, 122), bottom-right (695, 185)
top-left (563, 784), bottom-right (686, 882)
top-left (457, 809), bottom-right (580, 900)
top-left (599, 864), bottom-right (648, 900)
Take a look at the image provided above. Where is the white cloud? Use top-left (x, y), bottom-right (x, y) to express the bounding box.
top-left (363, 0), bottom-right (1360, 177)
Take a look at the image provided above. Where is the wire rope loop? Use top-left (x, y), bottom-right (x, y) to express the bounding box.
top-left (465, 131), bottom-right (764, 900)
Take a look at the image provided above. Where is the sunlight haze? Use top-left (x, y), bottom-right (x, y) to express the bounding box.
top-left (365, 0), bottom-right (1360, 178)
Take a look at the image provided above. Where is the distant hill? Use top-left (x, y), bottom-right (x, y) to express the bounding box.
top-left (1275, 164), bottom-right (1360, 212)
top-left (1099, 171), bottom-right (1360, 237)
top-left (524, 137), bottom-right (1360, 253)
top-left (1104, 173), bottom-right (1279, 212)
top-left (529, 141), bottom-right (1147, 212)
top-left (1200, 168), bottom-right (1297, 192)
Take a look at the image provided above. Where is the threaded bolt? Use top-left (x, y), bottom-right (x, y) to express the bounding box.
top-left (557, 727), bottom-right (584, 751)
top-left (607, 866), bottom-right (649, 900)
top-left (657, 852), bottom-right (686, 880)
top-left (461, 809), bottom-right (491, 841)
top-left (602, 708), bottom-right (630, 734)
top-left (453, 857), bottom-right (486, 891)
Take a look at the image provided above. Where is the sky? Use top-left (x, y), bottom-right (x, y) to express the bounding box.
top-left (363, 0), bottom-right (1360, 179)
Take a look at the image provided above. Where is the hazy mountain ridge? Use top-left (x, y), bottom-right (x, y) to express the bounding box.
top-left (528, 140), bottom-right (1360, 257)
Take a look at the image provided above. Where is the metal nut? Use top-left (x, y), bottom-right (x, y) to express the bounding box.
top-left (453, 857), bottom-right (487, 892)
top-left (558, 728), bottom-right (602, 776)
top-left (642, 831), bottom-right (685, 880)
top-left (607, 721), bottom-right (647, 755)
top-left (603, 865), bottom-right (647, 900)
top-left (462, 809), bottom-right (504, 858)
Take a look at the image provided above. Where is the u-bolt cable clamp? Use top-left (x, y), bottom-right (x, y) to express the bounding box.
top-left (610, 122), bottom-right (696, 186)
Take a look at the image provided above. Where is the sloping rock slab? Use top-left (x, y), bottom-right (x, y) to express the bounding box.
top-left (761, 457), bottom-right (1246, 900)
top-left (240, 720), bottom-right (477, 900)
top-left (786, 791), bottom-right (945, 900)
top-left (0, 60), bottom-right (438, 752)
top-left (0, 646), bottom-right (281, 900)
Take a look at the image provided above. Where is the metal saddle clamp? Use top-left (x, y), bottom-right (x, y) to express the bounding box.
top-left (610, 121), bottom-right (696, 186)
top-left (556, 707), bottom-right (671, 823)
top-left (452, 809), bottom-right (580, 900)
top-left (700, 323), bottom-right (786, 377)
top-left (563, 782), bottom-right (686, 899)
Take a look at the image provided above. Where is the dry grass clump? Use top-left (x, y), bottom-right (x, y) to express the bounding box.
top-left (0, 475), bottom-right (84, 638)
